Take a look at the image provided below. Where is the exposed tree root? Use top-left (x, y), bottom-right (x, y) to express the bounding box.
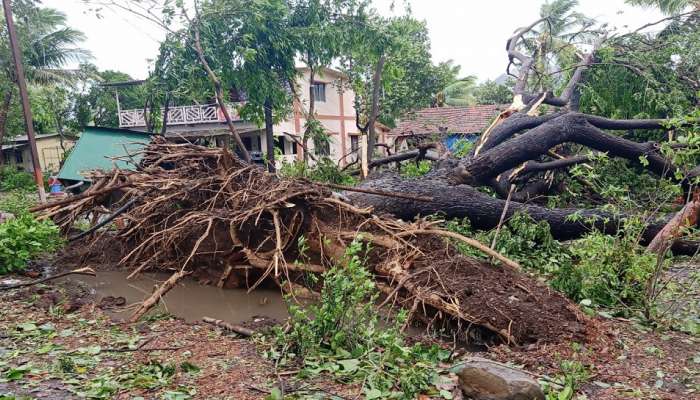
top-left (42, 138), bottom-right (587, 346)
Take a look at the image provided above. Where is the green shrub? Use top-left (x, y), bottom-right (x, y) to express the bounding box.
top-left (0, 191), bottom-right (36, 215)
top-left (543, 359), bottom-right (590, 400)
top-left (452, 139), bottom-right (474, 158)
top-left (401, 160), bottom-right (432, 177)
top-left (279, 158), bottom-right (357, 185)
top-left (552, 224), bottom-right (658, 312)
top-left (0, 214), bottom-right (63, 274)
top-left (0, 167), bottom-right (36, 192)
top-left (443, 213), bottom-right (570, 274)
top-left (277, 239), bottom-right (449, 399)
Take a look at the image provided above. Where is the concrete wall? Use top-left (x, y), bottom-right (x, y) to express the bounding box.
top-left (242, 68), bottom-right (390, 167)
top-left (2, 136), bottom-right (74, 174)
top-left (272, 68), bottom-right (366, 166)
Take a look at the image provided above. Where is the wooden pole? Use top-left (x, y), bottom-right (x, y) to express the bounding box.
top-left (3, 0), bottom-right (46, 202)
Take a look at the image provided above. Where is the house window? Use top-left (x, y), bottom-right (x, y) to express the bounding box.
top-left (314, 137), bottom-right (330, 157)
top-left (242, 136), bottom-right (252, 151)
top-left (350, 135), bottom-right (359, 152)
top-left (311, 82), bottom-right (326, 102)
top-left (15, 151), bottom-right (23, 164)
top-left (275, 137), bottom-right (285, 154)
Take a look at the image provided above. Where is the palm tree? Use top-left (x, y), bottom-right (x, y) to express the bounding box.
top-left (437, 75), bottom-right (478, 107)
top-left (521, 0), bottom-right (596, 92)
top-left (0, 5), bottom-right (89, 162)
top-left (626, 0), bottom-right (699, 14)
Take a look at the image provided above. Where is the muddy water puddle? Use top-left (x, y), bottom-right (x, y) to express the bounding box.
top-left (62, 270), bottom-right (289, 324)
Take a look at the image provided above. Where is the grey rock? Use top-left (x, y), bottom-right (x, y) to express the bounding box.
top-left (0, 212), bottom-right (14, 224)
top-left (454, 357), bottom-right (545, 400)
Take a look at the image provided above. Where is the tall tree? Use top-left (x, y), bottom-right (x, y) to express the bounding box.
top-left (0, 2), bottom-right (88, 162)
top-left (72, 66), bottom-right (148, 128)
top-left (290, 0), bottom-right (342, 163)
top-left (340, 14), bottom-right (456, 161)
top-left (473, 79), bottom-right (515, 105)
top-left (438, 76), bottom-right (477, 107)
top-left (515, 0), bottom-right (596, 98)
top-left (194, 0), bottom-right (297, 171)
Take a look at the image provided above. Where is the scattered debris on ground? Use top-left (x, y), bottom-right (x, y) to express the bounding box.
top-left (0, 282), bottom-right (360, 399)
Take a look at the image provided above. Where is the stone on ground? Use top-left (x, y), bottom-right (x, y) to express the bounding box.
top-left (454, 357), bottom-right (544, 400)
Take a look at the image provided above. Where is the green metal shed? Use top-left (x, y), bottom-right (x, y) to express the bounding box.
top-left (58, 127), bottom-right (151, 182)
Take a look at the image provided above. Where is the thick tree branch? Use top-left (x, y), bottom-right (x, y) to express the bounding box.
top-left (519, 155), bottom-right (593, 175)
top-left (366, 53), bottom-right (386, 163)
top-left (349, 145), bottom-right (439, 175)
top-left (506, 18), bottom-right (546, 95)
top-left (470, 111), bottom-right (566, 158)
top-left (558, 35), bottom-right (606, 108)
top-left (456, 114), bottom-right (673, 185)
top-left (583, 114), bottom-right (671, 130)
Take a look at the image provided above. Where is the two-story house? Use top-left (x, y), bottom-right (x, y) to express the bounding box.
top-left (115, 67), bottom-right (389, 166)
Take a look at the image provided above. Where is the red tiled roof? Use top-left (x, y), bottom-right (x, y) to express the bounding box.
top-left (390, 104), bottom-right (508, 136)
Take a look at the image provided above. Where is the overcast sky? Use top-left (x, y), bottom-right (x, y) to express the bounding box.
top-left (41, 0), bottom-right (664, 81)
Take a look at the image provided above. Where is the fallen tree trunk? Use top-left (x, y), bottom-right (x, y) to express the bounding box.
top-left (348, 173), bottom-right (698, 254)
top-left (647, 194), bottom-right (700, 254)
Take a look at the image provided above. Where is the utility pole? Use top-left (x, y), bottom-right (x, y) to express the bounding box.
top-left (3, 0), bottom-right (46, 202)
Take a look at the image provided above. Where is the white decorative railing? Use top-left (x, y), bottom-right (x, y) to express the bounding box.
top-left (118, 103), bottom-right (242, 128)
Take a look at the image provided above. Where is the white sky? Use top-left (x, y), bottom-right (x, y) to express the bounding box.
top-left (41, 0), bottom-right (664, 81)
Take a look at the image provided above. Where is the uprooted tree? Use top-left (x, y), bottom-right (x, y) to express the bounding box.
top-left (36, 138), bottom-right (587, 346)
top-left (32, 6), bottom-right (699, 348)
top-left (348, 11), bottom-right (700, 254)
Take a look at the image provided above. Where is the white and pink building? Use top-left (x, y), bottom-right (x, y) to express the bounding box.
top-left (114, 67), bottom-right (389, 166)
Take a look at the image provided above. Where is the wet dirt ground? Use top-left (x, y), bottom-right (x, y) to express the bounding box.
top-left (0, 281), bottom-right (359, 399)
top-left (0, 264), bottom-right (698, 399)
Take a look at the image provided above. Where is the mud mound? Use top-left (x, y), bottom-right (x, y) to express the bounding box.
top-left (37, 138), bottom-right (588, 345)
top-left (54, 236), bottom-right (127, 271)
top-left (420, 255), bottom-right (584, 344)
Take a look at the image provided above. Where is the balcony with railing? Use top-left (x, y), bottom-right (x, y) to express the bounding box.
top-left (118, 103), bottom-right (243, 129)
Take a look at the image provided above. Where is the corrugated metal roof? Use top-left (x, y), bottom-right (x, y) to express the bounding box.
top-left (1, 143), bottom-right (24, 151)
top-left (9, 133), bottom-right (61, 142)
top-left (58, 127), bottom-right (151, 182)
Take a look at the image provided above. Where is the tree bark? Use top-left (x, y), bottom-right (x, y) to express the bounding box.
top-left (349, 144), bottom-right (439, 175)
top-left (264, 97), bottom-right (275, 173)
top-left (347, 173), bottom-right (696, 254)
top-left (367, 53), bottom-right (386, 163)
top-left (470, 111), bottom-right (565, 157)
top-left (0, 89), bottom-right (14, 165)
top-left (303, 65), bottom-right (315, 164)
top-left (457, 114), bottom-right (673, 185)
top-left (160, 94), bottom-right (170, 136)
